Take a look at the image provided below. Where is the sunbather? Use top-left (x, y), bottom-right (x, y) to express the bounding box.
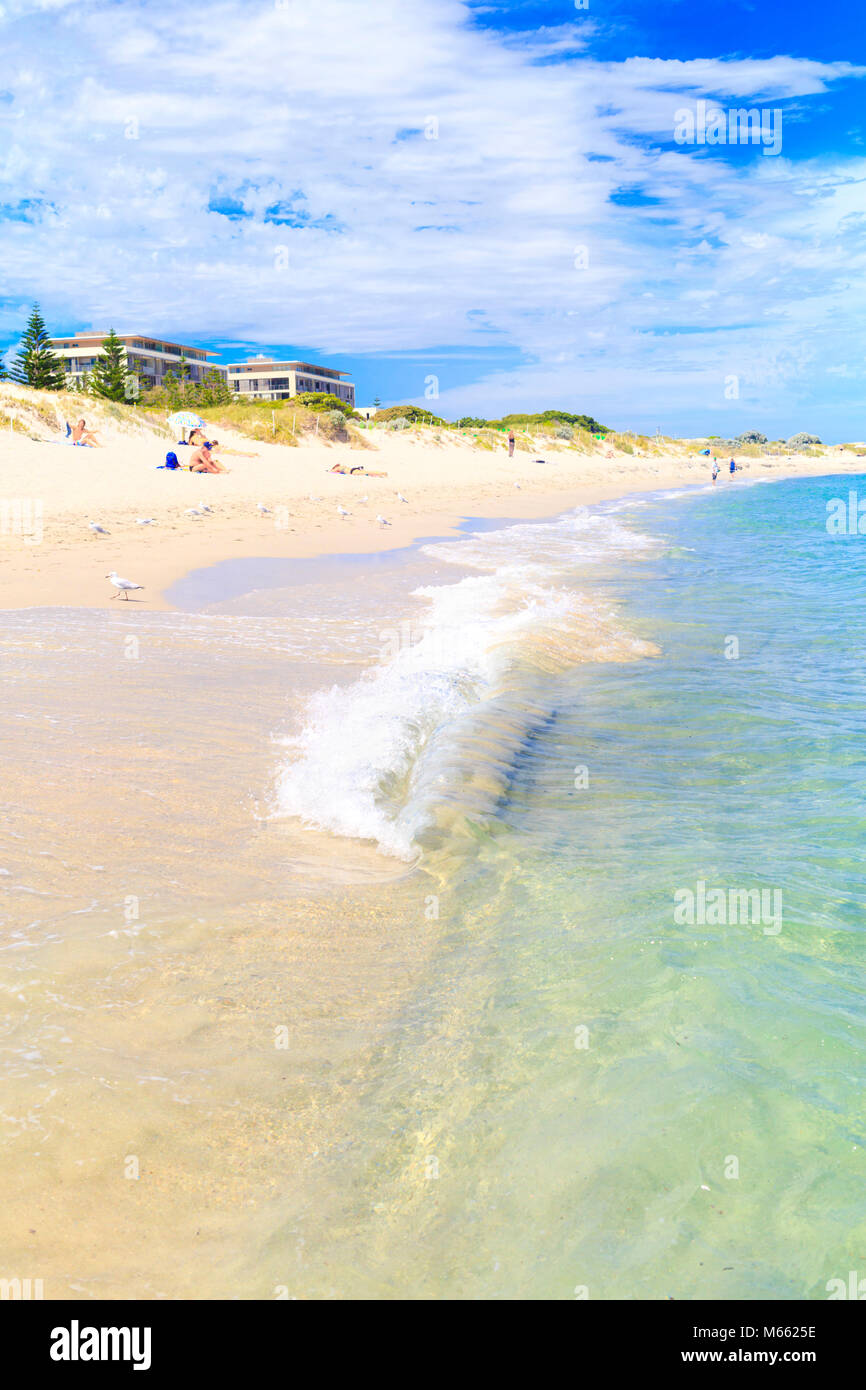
top-left (328, 464), bottom-right (388, 477)
top-left (70, 418), bottom-right (101, 447)
top-left (190, 440), bottom-right (229, 473)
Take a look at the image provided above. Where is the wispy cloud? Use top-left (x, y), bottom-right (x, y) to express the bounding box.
top-left (0, 0), bottom-right (863, 434)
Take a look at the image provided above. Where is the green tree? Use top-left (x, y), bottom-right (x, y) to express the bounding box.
top-left (160, 370), bottom-right (184, 410)
top-left (88, 329), bottom-right (133, 401)
top-left (199, 367), bottom-right (231, 407)
top-left (295, 391), bottom-right (353, 415)
top-left (176, 356), bottom-right (199, 408)
top-left (10, 304), bottom-right (66, 390)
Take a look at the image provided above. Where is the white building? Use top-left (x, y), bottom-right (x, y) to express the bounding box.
top-left (224, 357), bottom-right (355, 406)
top-left (50, 333), bottom-right (223, 393)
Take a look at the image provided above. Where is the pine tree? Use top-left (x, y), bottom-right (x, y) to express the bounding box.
top-left (162, 370), bottom-right (183, 410)
top-left (88, 329), bottom-right (132, 402)
top-left (201, 367), bottom-right (230, 406)
top-left (177, 357), bottom-right (199, 409)
top-left (10, 304), bottom-right (66, 390)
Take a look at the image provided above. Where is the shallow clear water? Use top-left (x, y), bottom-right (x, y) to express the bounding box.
top-left (3, 474), bottom-right (866, 1298)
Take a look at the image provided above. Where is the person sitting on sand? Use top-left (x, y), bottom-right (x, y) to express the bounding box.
top-left (71, 418), bottom-right (101, 447)
top-left (186, 427), bottom-right (206, 447)
top-left (190, 440), bottom-right (230, 474)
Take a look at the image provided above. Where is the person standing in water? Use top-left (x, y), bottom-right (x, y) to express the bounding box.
top-left (729, 457), bottom-right (737, 476)
top-left (712, 461), bottom-right (719, 483)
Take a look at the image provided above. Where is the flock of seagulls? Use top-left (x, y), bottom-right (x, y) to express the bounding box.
top-left (339, 490), bottom-right (411, 526)
top-left (92, 489), bottom-right (412, 601)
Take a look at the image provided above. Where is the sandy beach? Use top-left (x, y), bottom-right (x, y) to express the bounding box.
top-left (2, 393), bottom-right (866, 1301)
top-left (1, 386), bottom-right (860, 609)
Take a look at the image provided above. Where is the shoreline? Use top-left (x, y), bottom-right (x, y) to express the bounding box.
top-left (0, 424), bottom-right (861, 609)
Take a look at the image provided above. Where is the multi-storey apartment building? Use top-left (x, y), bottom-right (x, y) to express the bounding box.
top-left (49, 333), bottom-right (223, 393)
top-left (224, 357), bottom-right (355, 406)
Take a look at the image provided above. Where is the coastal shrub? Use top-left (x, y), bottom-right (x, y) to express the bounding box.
top-left (735, 430), bottom-right (768, 446)
top-left (554, 422), bottom-right (573, 440)
top-left (389, 416), bottom-right (411, 430)
top-left (786, 432), bottom-right (822, 449)
top-left (294, 392), bottom-right (353, 416)
top-left (375, 404), bottom-right (446, 425)
top-left (497, 410), bottom-right (608, 433)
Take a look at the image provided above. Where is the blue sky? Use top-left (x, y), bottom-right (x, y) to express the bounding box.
top-left (0, 0), bottom-right (864, 437)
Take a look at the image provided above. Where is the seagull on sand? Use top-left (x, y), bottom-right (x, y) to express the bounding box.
top-left (106, 571), bottom-right (144, 600)
top-left (198, 502), bottom-right (214, 514)
top-left (89, 520), bottom-right (110, 535)
top-left (397, 492), bottom-right (408, 504)
top-left (135, 517), bottom-right (157, 525)
top-left (376, 514), bottom-right (391, 527)
top-left (185, 507), bottom-right (203, 517)
top-left (257, 502), bottom-right (271, 514)
top-left (337, 505), bottom-right (351, 517)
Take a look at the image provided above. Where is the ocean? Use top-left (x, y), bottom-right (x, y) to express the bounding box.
top-left (2, 472), bottom-right (865, 1299)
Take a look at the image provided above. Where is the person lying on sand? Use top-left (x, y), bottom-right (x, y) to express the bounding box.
top-left (328, 464), bottom-right (388, 477)
top-left (190, 441), bottom-right (230, 473)
top-left (71, 419), bottom-right (101, 447)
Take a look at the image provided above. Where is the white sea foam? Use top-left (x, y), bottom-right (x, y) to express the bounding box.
top-left (422, 505), bottom-right (653, 573)
top-left (274, 508), bottom-right (654, 859)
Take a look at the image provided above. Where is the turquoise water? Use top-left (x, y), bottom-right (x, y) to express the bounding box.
top-left (5, 474), bottom-right (866, 1299)
top-left (262, 473), bottom-right (866, 1298)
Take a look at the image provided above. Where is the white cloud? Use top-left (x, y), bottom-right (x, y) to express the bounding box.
top-left (0, 0), bottom-right (864, 434)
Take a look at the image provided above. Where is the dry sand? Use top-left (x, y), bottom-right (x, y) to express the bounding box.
top-left (0, 390), bottom-right (861, 609)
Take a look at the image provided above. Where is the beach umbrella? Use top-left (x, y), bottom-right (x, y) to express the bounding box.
top-left (167, 410), bottom-right (204, 434)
